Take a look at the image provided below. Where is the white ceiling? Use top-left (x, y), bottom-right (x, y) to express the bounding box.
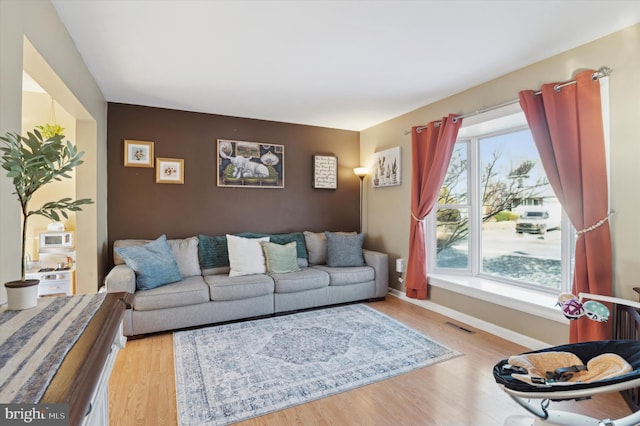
top-left (51, 0), bottom-right (640, 131)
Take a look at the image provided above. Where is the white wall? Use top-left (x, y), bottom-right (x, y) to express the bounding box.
top-left (0, 0), bottom-right (107, 301)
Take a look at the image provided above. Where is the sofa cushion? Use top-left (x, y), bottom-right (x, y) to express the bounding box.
top-left (303, 231), bottom-right (356, 265)
top-left (132, 275), bottom-right (210, 311)
top-left (311, 265), bottom-right (375, 286)
top-left (261, 241), bottom-right (301, 274)
top-left (198, 234), bottom-right (229, 269)
top-left (238, 231), bottom-right (308, 260)
top-left (115, 235), bottom-right (182, 290)
top-left (167, 236), bottom-right (201, 278)
top-left (204, 273), bottom-right (274, 301)
top-left (325, 232), bottom-right (365, 267)
top-left (271, 268), bottom-right (330, 294)
top-left (227, 234), bottom-right (269, 277)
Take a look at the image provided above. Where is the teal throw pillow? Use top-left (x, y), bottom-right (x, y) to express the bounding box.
top-left (325, 232), bottom-right (365, 267)
top-left (260, 241), bottom-right (301, 274)
top-left (198, 234), bottom-right (229, 269)
top-left (115, 235), bottom-right (182, 290)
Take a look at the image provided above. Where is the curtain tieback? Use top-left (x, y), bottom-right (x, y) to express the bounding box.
top-left (576, 210), bottom-right (615, 236)
top-left (410, 210), bottom-right (422, 221)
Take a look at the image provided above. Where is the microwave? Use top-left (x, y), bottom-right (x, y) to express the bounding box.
top-left (39, 231), bottom-right (74, 250)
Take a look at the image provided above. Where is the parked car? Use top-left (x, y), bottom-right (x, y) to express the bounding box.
top-left (515, 209), bottom-right (560, 234)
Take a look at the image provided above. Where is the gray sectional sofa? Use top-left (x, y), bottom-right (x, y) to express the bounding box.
top-left (104, 231), bottom-right (388, 336)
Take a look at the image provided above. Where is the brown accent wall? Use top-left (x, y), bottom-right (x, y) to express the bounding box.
top-left (107, 103), bottom-right (360, 266)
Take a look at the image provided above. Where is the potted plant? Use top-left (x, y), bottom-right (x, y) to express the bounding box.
top-left (0, 128), bottom-right (93, 309)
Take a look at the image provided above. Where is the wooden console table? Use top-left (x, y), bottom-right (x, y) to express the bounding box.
top-left (1, 291), bottom-right (133, 426)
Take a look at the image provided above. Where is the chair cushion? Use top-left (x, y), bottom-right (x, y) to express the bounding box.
top-left (311, 265), bottom-right (375, 286)
top-left (133, 276), bottom-right (210, 311)
top-left (271, 268), bottom-right (329, 293)
top-left (204, 273), bottom-right (274, 301)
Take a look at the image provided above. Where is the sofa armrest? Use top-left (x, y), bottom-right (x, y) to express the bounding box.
top-left (104, 264), bottom-right (136, 294)
top-left (363, 249), bottom-right (389, 298)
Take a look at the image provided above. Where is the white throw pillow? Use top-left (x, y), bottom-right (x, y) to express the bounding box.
top-left (226, 234), bottom-right (270, 277)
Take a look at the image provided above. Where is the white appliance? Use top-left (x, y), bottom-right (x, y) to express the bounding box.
top-left (26, 233), bottom-right (76, 297)
top-left (39, 231), bottom-right (74, 250)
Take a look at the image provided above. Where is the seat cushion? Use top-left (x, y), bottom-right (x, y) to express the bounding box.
top-left (272, 268), bottom-right (329, 293)
top-left (133, 276), bottom-right (210, 311)
top-left (311, 265), bottom-right (375, 286)
top-left (204, 273), bottom-right (274, 301)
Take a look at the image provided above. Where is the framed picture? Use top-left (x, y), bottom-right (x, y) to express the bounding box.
top-left (156, 158), bottom-right (184, 184)
top-left (217, 139), bottom-right (284, 188)
top-left (313, 155), bottom-right (338, 189)
top-left (372, 147), bottom-right (401, 188)
top-left (124, 140), bottom-right (154, 167)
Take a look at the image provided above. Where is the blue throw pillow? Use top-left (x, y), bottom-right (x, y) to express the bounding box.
top-left (324, 231), bottom-right (365, 267)
top-left (115, 235), bottom-right (182, 290)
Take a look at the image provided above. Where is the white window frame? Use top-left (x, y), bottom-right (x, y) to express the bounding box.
top-left (423, 89), bottom-right (609, 322)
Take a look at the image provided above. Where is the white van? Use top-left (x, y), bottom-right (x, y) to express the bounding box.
top-left (515, 209), bottom-right (560, 234)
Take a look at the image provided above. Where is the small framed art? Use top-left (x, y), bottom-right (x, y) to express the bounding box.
top-left (372, 146), bottom-right (401, 188)
top-left (156, 158), bottom-right (184, 184)
top-left (124, 140), bottom-right (154, 167)
top-left (313, 155), bottom-right (338, 189)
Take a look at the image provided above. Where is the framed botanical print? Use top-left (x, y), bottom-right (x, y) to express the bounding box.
top-left (372, 147), bottom-right (401, 188)
top-left (124, 140), bottom-right (154, 167)
top-left (156, 157), bottom-right (184, 184)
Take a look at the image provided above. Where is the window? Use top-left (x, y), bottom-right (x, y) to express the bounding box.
top-left (427, 108), bottom-right (574, 294)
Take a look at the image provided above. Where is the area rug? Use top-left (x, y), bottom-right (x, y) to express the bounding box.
top-left (174, 304), bottom-right (460, 425)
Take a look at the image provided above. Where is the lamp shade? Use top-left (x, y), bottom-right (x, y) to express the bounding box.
top-left (353, 167), bottom-right (369, 177)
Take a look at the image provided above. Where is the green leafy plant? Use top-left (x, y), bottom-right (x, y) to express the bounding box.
top-left (0, 129), bottom-right (93, 281)
top-left (35, 123), bottom-right (65, 139)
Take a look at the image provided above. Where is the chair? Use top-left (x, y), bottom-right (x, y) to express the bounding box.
top-left (493, 293), bottom-right (640, 426)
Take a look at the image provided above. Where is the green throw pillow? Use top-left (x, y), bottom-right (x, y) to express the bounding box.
top-left (260, 241), bottom-right (301, 274)
top-left (324, 232), bottom-right (365, 267)
top-left (115, 235), bottom-right (182, 290)
top-left (198, 234), bottom-right (229, 269)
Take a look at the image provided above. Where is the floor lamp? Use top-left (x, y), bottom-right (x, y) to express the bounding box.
top-left (353, 167), bottom-right (368, 232)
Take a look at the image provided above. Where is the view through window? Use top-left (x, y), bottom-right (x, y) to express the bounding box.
top-left (432, 119), bottom-right (571, 293)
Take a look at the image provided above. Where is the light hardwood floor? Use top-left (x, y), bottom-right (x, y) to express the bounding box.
top-left (109, 296), bottom-right (632, 425)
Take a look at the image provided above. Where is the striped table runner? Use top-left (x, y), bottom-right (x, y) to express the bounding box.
top-left (0, 293), bottom-right (106, 403)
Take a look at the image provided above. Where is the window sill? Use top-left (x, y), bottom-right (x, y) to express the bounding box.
top-left (428, 273), bottom-right (569, 324)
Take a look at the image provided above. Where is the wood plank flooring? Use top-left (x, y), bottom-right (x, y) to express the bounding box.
top-left (109, 296), bottom-right (632, 425)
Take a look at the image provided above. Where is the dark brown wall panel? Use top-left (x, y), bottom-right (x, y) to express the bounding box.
top-left (107, 103), bottom-right (360, 266)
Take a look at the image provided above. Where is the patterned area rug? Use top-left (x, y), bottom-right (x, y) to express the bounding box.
top-left (174, 304), bottom-right (461, 425)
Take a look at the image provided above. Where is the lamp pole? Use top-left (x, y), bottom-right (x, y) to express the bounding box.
top-left (354, 168), bottom-right (368, 232)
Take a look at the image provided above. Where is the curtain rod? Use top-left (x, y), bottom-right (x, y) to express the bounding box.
top-left (404, 66), bottom-right (612, 135)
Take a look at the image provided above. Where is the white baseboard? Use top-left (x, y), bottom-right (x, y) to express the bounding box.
top-left (388, 289), bottom-right (551, 350)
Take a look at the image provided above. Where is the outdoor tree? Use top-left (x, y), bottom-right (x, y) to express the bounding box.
top-left (436, 148), bottom-right (549, 253)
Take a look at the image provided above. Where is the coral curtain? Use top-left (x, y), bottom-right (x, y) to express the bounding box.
top-left (519, 70), bottom-right (612, 342)
top-left (405, 114), bottom-right (462, 299)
